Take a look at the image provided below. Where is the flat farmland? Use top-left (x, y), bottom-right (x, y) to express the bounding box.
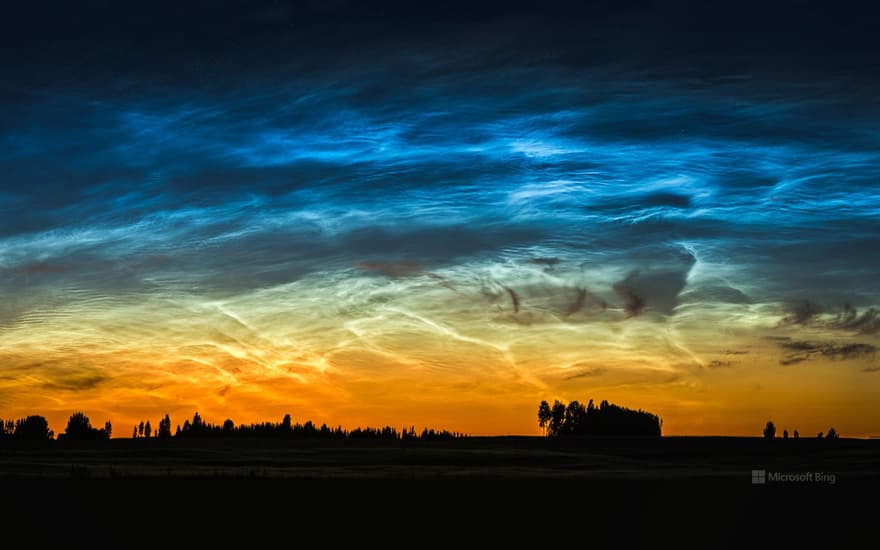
top-left (1, 436), bottom-right (877, 482)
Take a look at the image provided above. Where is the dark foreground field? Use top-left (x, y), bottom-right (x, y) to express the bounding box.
top-left (2, 436), bottom-right (877, 483)
top-left (2, 436), bottom-right (875, 537)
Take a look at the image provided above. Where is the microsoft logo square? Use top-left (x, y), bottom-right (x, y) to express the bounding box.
top-left (752, 470), bottom-right (766, 484)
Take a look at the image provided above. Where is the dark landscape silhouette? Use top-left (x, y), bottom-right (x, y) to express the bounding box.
top-left (0, 402), bottom-right (850, 444)
top-left (1, 410), bottom-right (464, 442)
top-left (538, 399), bottom-right (662, 436)
top-left (0, 402), bottom-right (872, 481)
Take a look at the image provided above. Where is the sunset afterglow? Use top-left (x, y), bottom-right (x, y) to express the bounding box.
top-left (2, 2), bottom-right (878, 438)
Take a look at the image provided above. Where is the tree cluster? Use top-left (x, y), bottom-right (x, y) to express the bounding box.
top-left (58, 412), bottom-right (111, 441)
top-left (763, 421), bottom-right (839, 439)
top-left (0, 415), bottom-right (54, 440)
top-left (538, 399), bottom-right (662, 437)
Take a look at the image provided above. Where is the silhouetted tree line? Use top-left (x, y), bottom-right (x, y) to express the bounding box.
top-left (764, 421), bottom-right (839, 439)
top-left (538, 399), bottom-right (662, 436)
top-left (160, 412), bottom-right (464, 441)
top-left (0, 415), bottom-right (54, 440)
top-left (1, 411), bottom-right (464, 442)
top-left (0, 412), bottom-right (113, 441)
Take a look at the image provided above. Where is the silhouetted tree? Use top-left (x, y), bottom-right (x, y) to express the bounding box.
top-left (65, 412), bottom-right (91, 439)
top-left (64, 412), bottom-right (109, 440)
top-left (138, 421), bottom-right (145, 437)
top-left (538, 401), bottom-right (552, 435)
top-left (222, 419), bottom-right (234, 433)
top-left (564, 401), bottom-right (587, 435)
top-left (302, 420), bottom-right (317, 437)
top-left (783, 429), bottom-right (788, 439)
top-left (132, 426), bottom-right (138, 439)
top-left (158, 414), bottom-right (172, 439)
top-left (0, 418), bottom-right (14, 439)
top-left (793, 430), bottom-right (799, 439)
top-left (144, 420), bottom-right (152, 438)
top-left (817, 431), bottom-right (823, 438)
top-left (104, 421), bottom-right (112, 439)
top-left (763, 421), bottom-right (776, 439)
top-left (826, 427), bottom-right (839, 439)
top-left (12, 415), bottom-right (53, 440)
top-left (548, 400), bottom-right (566, 436)
top-left (282, 413), bottom-right (292, 432)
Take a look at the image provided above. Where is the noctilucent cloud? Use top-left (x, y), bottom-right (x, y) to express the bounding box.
top-left (1, 2), bottom-right (878, 436)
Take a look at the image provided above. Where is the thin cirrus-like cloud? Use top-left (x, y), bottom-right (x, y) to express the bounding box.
top-left (780, 301), bottom-right (880, 335)
top-left (564, 367), bottom-right (608, 380)
top-left (777, 340), bottom-right (878, 366)
top-left (832, 304), bottom-right (880, 335)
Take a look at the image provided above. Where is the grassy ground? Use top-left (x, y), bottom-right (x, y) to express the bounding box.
top-left (1, 435), bottom-right (877, 482)
top-left (1, 436), bottom-right (873, 540)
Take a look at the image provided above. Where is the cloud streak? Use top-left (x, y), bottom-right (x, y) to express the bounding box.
top-left (778, 340), bottom-right (878, 365)
top-left (833, 305), bottom-right (880, 335)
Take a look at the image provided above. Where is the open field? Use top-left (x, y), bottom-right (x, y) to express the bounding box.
top-left (2, 436), bottom-right (874, 537)
top-left (1, 436), bottom-right (877, 482)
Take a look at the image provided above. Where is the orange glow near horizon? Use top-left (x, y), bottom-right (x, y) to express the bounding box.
top-left (2, 6), bottom-right (879, 439)
top-left (1, 273), bottom-right (876, 438)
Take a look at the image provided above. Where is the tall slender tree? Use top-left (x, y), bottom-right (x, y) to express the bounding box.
top-left (158, 414), bottom-right (172, 439)
top-left (549, 400), bottom-right (566, 436)
top-left (537, 401), bottom-right (551, 436)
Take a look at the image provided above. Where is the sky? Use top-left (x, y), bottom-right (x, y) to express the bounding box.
top-left (1, 1), bottom-right (879, 437)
